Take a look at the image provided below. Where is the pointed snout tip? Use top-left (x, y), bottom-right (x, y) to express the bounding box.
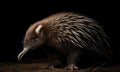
top-left (17, 51), bottom-right (24, 61)
top-left (17, 53), bottom-right (22, 61)
top-left (17, 48), bottom-right (29, 61)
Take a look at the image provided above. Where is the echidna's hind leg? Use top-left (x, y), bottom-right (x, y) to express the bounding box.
top-left (65, 48), bottom-right (82, 70)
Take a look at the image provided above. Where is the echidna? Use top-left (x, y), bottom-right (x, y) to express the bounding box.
top-left (18, 12), bottom-right (113, 70)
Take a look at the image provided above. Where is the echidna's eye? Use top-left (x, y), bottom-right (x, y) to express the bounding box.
top-left (31, 37), bottom-right (38, 42)
top-left (34, 38), bottom-right (38, 41)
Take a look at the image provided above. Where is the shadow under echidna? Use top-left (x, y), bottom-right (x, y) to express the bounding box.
top-left (18, 12), bottom-right (113, 70)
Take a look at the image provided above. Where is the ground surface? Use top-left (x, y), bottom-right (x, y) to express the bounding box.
top-left (0, 59), bottom-right (120, 72)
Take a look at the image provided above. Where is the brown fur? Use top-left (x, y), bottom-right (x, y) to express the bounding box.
top-left (18, 12), bottom-right (113, 70)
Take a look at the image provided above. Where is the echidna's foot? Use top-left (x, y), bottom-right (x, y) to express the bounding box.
top-left (41, 65), bottom-right (54, 70)
top-left (65, 64), bottom-right (78, 70)
top-left (47, 65), bottom-right (54, 69)
top-left (41, 60), bottom-right (63, 70)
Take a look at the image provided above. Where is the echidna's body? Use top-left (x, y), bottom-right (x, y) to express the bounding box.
top-left (18, 12), bottom-right (113, 70)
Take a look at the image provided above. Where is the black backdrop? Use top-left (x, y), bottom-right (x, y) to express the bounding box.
top-left (0, 0), bottom-right (119, 63)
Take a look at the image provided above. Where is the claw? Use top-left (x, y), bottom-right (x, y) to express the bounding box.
top-left (65, 64), bottom-right (78, 70)
top-left (41, 65), bottom-right (54, 70)
top-left (48, 65), bottom-right (54, 69)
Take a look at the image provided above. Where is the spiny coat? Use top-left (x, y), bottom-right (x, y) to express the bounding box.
top-left (18, 12), bottom-right (113, 70)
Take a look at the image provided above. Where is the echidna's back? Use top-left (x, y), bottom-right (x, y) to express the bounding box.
top-left (43, 12), bottom-right (113, 60)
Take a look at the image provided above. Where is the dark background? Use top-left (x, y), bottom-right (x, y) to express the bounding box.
top-left (0, 0), bottom-right (119, 63)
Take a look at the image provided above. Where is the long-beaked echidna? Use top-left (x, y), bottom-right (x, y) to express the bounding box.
top-left (18, 12), bottom-right (113, 70)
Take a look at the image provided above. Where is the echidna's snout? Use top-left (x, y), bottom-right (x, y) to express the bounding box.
top-left (18, 47), bottom-right (30, 61)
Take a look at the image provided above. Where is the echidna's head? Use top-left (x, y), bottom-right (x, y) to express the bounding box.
top-left (18, 24), bottom-right (46, 61)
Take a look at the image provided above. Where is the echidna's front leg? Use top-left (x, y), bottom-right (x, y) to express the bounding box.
top-left (47, 60), bottom-right (62, 69)
top-left (65, 49), bottom-right (82, 70)
top-left (45, 51), bottom-right (63, 69)
top-left (41, 59), bottom-right (61, 69)
top-left (65, 64), bottom-right (78, 70)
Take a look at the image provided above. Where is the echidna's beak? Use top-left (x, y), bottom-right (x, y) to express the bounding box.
top-left (18, 47), bottom-right (29, 61)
